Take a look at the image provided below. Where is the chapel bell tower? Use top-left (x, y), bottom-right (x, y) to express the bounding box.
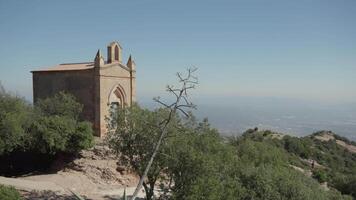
top-left (107, 41), bottom-right (122, 63)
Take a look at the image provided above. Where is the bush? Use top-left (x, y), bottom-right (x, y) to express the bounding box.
top-left (35, 91), bottom-right (83, 119)
top-left (163, 118), bottom-right (243, 200)
top-left (0, 185), bottom-right (22, 200)
top-left (332, 175), bottom-right (356, 198)
top-left (29, 116), bottom-right (93, 154)
top-left (30, 92), bottom-right (94, 155)
top-left (0, 87), bottom-right (94, 175)
top-left (313, 169), bottom-right (328, 183)
top-left (283, 136), bottom-right (312, 159)
top-left (1, 89), bottom-right (93, 156)
top-left (235, 139), bottom-right (288, 166)
top-left (31, 91), bottom-right (93, 154)
top-left (0, 92), bottom-right (32, 155)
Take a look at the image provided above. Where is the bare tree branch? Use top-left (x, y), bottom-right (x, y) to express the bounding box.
top-left (130, 68), bottom-right (198, 200)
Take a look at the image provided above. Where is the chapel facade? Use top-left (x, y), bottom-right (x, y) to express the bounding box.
top-left (31, 41), bottom-right (136, 137)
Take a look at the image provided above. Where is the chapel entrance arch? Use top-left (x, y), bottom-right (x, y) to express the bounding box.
top-left (108, 84), bottom-right (126, 110)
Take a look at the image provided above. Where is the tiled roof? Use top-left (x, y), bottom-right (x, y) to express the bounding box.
top-left (31, 62), bottom-right (94, 72)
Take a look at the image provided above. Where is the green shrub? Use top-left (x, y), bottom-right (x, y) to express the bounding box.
top-left (332, 175), bottom-right (356, 198)
top-left (313, 169), bottom-right (328, 183)
top-left (283, 136), bottom-right (312, 159)
top-left (31, 91), bottom-right (94, 154)
top-left (235, 139), bottom-right (288, 166)
top-left (0, 90), bottom-right (32, 155)
top-left (35, 91), bottom-right (83, 119)
top-left (29, 116), bottom-right (93, 154)
top-left (165, 121), bottom-right (242, 200)
top-left (1, 88), bottom-right (93, 156)
top-left (0, 185), bottom-right (22, 200)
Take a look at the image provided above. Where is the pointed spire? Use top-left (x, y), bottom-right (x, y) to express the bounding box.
top-left (127, 55), bottom-right (132, 66)
top-left (95, 49), bottom-right (101, 59)
top-left (127, 55), bottom-right (136, 71)
top-left (94, 49), bottom-right (104, 67)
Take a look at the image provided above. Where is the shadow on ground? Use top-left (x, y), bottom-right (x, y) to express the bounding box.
top-left (21, 190), bottom-right (77, 200)
top-left (0, 152), bottom-right (79, 177)
top-left (103, 195), bottom-right (145, 200)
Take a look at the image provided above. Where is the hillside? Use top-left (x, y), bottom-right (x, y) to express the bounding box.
top-left (1, 129), bottom-right (355, 199)
top-left (234, 129), bottom-right (356, 199)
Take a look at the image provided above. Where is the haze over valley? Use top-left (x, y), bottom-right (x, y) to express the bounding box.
top-left (141, 95), bottom-right (356, 141)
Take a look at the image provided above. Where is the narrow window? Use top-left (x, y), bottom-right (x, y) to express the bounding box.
top-left (115, 45), bottom-right (119, 61)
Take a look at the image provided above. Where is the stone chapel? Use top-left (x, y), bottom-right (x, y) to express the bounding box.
top-left (31, 41), bottom-right (136, 137)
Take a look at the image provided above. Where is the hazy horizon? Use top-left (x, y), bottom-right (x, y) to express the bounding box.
top-left (137, 93), bottom-right (356, 141)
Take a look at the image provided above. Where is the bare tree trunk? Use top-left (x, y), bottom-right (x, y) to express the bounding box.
top-left (130, 68), bottom-right (197, 200)
top-left (131, 123), bottom-right (169, 198)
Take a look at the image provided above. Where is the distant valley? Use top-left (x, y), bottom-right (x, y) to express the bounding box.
top-left (140, 95), bottom-right (356, 141)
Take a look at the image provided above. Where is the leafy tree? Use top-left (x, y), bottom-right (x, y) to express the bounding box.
top-left (107, 104), bottom-right (180, 200)
top-left (29, 116), bottom-right (93, 154)
top-left (164, 119), bottom-right (246, 200)
top-left (0, 88), bottom-right (32, 155)
top-left (30, 91), bottom-right (93, 154)
top-left (35, 91), bottom-right (83, 119)
top-left (0, 88), bottom-right (93, 158)
top-left (107, 69), bottom-right (200, 200)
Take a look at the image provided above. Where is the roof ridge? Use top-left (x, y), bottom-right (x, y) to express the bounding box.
top-left (60, 62), bottom-right (93, 65)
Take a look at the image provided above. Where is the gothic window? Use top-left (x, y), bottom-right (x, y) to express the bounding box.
top-left (115, 45), bottom-right (119, 61)
top-left (108, 46), bottom-right (112, 62)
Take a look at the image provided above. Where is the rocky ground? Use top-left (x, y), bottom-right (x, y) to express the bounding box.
top-left (314, 131), bottom-right (356, 153)
top-left (0, 139), bottom-right (145, 199)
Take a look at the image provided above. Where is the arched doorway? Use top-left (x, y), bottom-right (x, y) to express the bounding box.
top-left (108, 84), bottom-right (126, 111)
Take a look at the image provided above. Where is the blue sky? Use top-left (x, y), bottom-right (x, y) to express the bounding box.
top-left (0, 0), bottom-right (355, 104)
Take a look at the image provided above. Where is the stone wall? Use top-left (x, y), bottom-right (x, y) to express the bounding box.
top-left (32, 70), bottom-right (96, 124)
top-left (97, 64), bottom-right (133, 136)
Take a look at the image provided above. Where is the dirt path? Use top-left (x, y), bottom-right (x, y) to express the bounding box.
top-left (0, 176), bottom-right (65, 193)
top-left (0, 175), bottom-right (145, 199)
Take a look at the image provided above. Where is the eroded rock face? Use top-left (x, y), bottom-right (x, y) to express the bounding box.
top-left (16, 140), bottom-right (138, 199)
top-left (65, 142), bottom-right (136, 187)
